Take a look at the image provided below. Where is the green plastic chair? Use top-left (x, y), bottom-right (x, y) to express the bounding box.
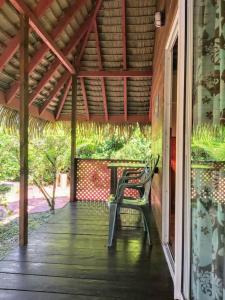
top-left (108, 155), bottom-right (159, 247)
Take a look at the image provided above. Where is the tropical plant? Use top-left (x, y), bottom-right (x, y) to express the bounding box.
top-left (192, 125), bottom-right (225, 161)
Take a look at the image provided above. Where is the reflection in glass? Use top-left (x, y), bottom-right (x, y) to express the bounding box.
top-left (191, 1), bottom-right (225, 299)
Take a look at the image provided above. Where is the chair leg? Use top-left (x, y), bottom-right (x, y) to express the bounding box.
top-left (142, 214), bottom-right (147, 232)
top-left (108, 202), bottom-right (118, 247)
top-left (141, 205), bottom-right (151, 246)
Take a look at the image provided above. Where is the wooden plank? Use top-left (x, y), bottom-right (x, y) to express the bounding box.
top-left (70, 76), bottom-right (77, 202)
top-left (0, 0), bottom-right (53, 73)
top-left (77, 70), bottom-right (153, 78)
top-left (55, 78), bottom-right (72, 120)
top-left (76, 0), bottom-right (103, 67)
top-left (94, 20), bottom-right (108, 121)
top-left (19, 14), bottom-right (29, 247)
top-left (0, 202), bottom-right (173, 299)
top-left (9, 0), bottom-right (75, 74)
top-left (0, 290), bottom-right (111, 300)
top-left (122, 0), bottom-right (127, 70)
top-left (80, 78), bottom-right (89, 120)
top-left (39, 72), bottom-right (70, 114)
top-left (6, 0), bottom-right (90, 104)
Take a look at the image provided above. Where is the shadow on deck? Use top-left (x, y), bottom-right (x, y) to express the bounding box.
top-left (0, 201), bottom-right (173, 300)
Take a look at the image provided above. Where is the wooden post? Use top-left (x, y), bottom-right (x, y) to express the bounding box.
top-left (70, 75), bottom-right (77, 202)
top-left (19, 14), bottom-right (29, 246)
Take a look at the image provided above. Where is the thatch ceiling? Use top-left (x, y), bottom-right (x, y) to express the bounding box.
top-left (0, 0), bottom-right (156, 124)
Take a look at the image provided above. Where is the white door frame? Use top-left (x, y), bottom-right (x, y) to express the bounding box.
top-left (162, 11), bottom-right (178, 280)
top-left (162, 1), bottom-right (186, 299)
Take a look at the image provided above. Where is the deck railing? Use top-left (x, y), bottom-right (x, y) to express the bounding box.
top-left (75, 158), bottom-right (142, 201)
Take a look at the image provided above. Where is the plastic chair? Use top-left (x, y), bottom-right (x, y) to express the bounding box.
top-left (108, 155), bottom-right (159, 247)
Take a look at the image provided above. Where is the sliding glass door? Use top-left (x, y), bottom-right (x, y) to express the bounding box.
top-left (190, 1), bottom-right (225, 299)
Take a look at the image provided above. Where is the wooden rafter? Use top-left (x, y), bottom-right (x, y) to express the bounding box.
top-left (80, 78), bottom-right (90, 120)
top-left (0, 0), bottom-right (53, 73)
top-left (55, 78), bottom-right (72, 120)
top-left (0, 91), bottom-right (55, 121)
top-left (9, 0), bottom-right (75, 74)
top-left (7, 5), bottom-right (94, 105)
top-left (0, 0), bottom-right (5, 8)
top-left (39, 72), bottom-right (70, 115)
top-left (94, 20), bottom-right (108, 121)
top-left (77, 70), bottom-right (153, 78)
top-left (122, 0), bottom-right (127, 121)
top-left (122, 0), bottom-right (127, 70)
top-left (76, 0), bottom-right (103, 67)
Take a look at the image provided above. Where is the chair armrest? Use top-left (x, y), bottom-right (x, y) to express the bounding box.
top-left (123, 169), bottom-right (143, 176)
top-left (116, 182), bottom-right (144, 203)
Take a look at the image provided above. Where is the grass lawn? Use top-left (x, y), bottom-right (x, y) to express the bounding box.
top-left (0, 211), bottom-right (52, 260)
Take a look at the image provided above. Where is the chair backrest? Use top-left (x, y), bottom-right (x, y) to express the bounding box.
top-left (142, 155), bottom-right (160, 202)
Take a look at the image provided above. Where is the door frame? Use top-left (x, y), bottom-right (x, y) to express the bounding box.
top-left (162, 2), bottom-right (186, 299)
top-left (162, 11), bottom-right (178, 280)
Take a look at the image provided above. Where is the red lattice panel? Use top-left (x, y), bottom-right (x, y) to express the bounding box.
top-left (191, 162), bottom-right (225, 206)
top-left (76, 159), bottom-right (140, 201)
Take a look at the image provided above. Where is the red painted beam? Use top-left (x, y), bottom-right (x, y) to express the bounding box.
top-left (122, 0), bottom-right (127, 70)
top-left (80, 78), bottom-right (90, 120)
top-left (55, 78), bottom-right (72, 120)
top-left (0, 90), bottom-right (55, 121)
top-left (76, 0), bottom-right (103, 67)
top-left (34, 0), bottom-right (53, 17)
top-left (9, 0), bottom-right (75, 74)
top-left (7, 6), bottom-right (95, 104)
top-left (94, 19), bottom-right (108, 121)
top-left (77, 70), bottom-right (153, 78)
top-left (39, 72), bottom-right (70, 115)
top-left (59, 114), bottom-right (150, 124)
top-left (0, 0), bottom-right (53, 73)
top-left (124, 77), bottom-right (127, 121)
top-left (0, 0), bottom-right (5, 8)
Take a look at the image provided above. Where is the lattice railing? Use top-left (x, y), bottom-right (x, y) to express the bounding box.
top-left (191, 161), bottom-right (225, 205)
top-left (75, 158), bottom-right (142, 201)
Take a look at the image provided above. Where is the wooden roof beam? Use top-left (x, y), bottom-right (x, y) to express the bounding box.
top-left (9, 0), bottom-right (75, 74)
top-left (77, 70), bottom-right (153, 78)
top-left (80, 78), bottom-right (90, 121)
top-left (76, 0), bottom-right (103, 67)
top-left (94, 20), bottom-right (108, 121)
top-left (7, 6), bottom-right (97, 105)
top-left (122, 0), bottom-right (127, 70)
top-left (0, 1), bottom-right (5, 9)
top-left (122, 0), bottom-right (127, 121)
top-left (55, 78), bottom-right (72, 120)
top-left (59, 114), bottom-right (150, 124)
top-left (0, 0), bottom-right (53, 73)
top-left (39, 72), bottom-right (70, 115)
top-left (0, 90), bottom-right (55, 121)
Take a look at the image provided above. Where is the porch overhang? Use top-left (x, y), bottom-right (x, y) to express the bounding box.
top-left (0, 0), bottom-right (156, 125)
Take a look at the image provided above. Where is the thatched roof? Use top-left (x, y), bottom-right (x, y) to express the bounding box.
top-left (0, 0), bottom-right (156, 124)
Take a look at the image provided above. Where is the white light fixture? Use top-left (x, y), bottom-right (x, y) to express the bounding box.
top-left (154, 11), bottom-right (165, 28)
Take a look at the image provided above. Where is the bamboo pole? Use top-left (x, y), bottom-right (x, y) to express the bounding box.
top-left (19, 14), bottom-right (29, 246)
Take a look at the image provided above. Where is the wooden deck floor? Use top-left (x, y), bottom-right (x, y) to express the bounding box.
top-left (0, 201), bottom-right (173, 300)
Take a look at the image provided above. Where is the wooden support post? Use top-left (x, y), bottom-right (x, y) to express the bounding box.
top-left (19, 14), bottom-right (29, 246)
top-left (70, 75), bottom-right (77, 202)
